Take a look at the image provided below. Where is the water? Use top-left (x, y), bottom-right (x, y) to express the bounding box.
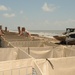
top-left (29, 30), bottom-right (65, 38)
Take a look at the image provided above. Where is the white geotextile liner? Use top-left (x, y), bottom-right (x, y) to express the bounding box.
top-left (17, 49), bottom-right (32, 59)
top-left (36, 57), bottom-right (75, 75)
top-left (0, 48), bottom-right (31, 61)
top-left (18, 46), bottom-right (75, 59)
top-left (0, 48), bottom-right (18, 61)
top-left (0, 59), bottom-right (43, 75)
top-left (19, 47), bottom-right (53, 58)
top-left (10, 41), bottom-right (43, 47)
top-left (0, 58), bottom-right (34, 75)
top-left (64, 46), bottom-right (75, 57)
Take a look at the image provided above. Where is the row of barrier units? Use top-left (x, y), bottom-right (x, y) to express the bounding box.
top-left (0, 34), bottom-right (43, 75)
top-left (8, 41), bottom-right (44, 47)
top-left (17, 46), bottom-right (75, 75)
top-left (0, 58), bottom-right (43, 75)
top-left (1, 33), bottom-right (75, 75)
top-left (0, 46), bottom-right (75, 75)
top-left (36, 57), bottom-right (75, 75)
top-left (0, 48), bottom-right (43, 75)
top-left (1, 38), bottom-right (44, 48)
top-left (0, 48), bottom-right (31, 61)
top-left (1, 32), bottom-right (56, 48)
top-left (18, 45), bottom-right (75, 59)
top-left (1, 35), bottom-right (45, 47)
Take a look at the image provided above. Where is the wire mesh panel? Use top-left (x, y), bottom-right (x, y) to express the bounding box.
top-left (0, 66), bottom-right (38, 75)
top-left (10, 41), bottom-right (43, 47)
top-left (32, 68), bottom-right (37, 75)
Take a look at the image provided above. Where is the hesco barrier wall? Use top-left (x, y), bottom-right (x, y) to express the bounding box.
top-left (0, 58), bottom-right (42, 75)
top-left (9, 41), bottom-right (44, 47)
top-left (36, 57), bottom-right (75, 75)
top-left (18, 46), bottom-right (75, 59)
top-left (1, 32), bottom-right (75, 75)
top-left (0, 48), bottom-right (31, 61)
top-left (0, 48), bottom-right (43, 75)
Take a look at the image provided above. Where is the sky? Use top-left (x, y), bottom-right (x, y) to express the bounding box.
top-left (0, 0), bottom-right (75, 30)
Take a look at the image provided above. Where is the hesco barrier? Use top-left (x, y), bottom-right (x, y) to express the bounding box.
top-left (0, 58), bottom-right (43, 75)
top-left (0, 48), bottom-right (31, 61)
top-left (9, 41), bottom-right (44, 47)
top-left (0, 48), bottom-right (43, 75)
top-left (1, 32), bottom-right (75, 75)
top-left (36, 57), bottom-right (75, 75)
top-left (18, 46), bottom-right (75, 59)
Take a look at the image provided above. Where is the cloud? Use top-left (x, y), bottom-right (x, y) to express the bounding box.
top-left (20, 10), bottom-right (23, 14)
top-left (0, 5), bottom-right (8, 11)
top-left (42, 3), bottom-right (56, 12)
top-left (3, 13), bottom-right (15, 18)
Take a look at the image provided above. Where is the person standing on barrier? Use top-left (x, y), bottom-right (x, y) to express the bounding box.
top-left (19, 27), bottom-right (31, 38)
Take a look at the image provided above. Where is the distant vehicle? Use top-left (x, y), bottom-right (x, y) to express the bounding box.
top-left (66, 32), bottom-right (75, 44)
top-left (53, 28), bottom-right (75, 45)
top-left (63, 28), bottom-right (75, 35)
